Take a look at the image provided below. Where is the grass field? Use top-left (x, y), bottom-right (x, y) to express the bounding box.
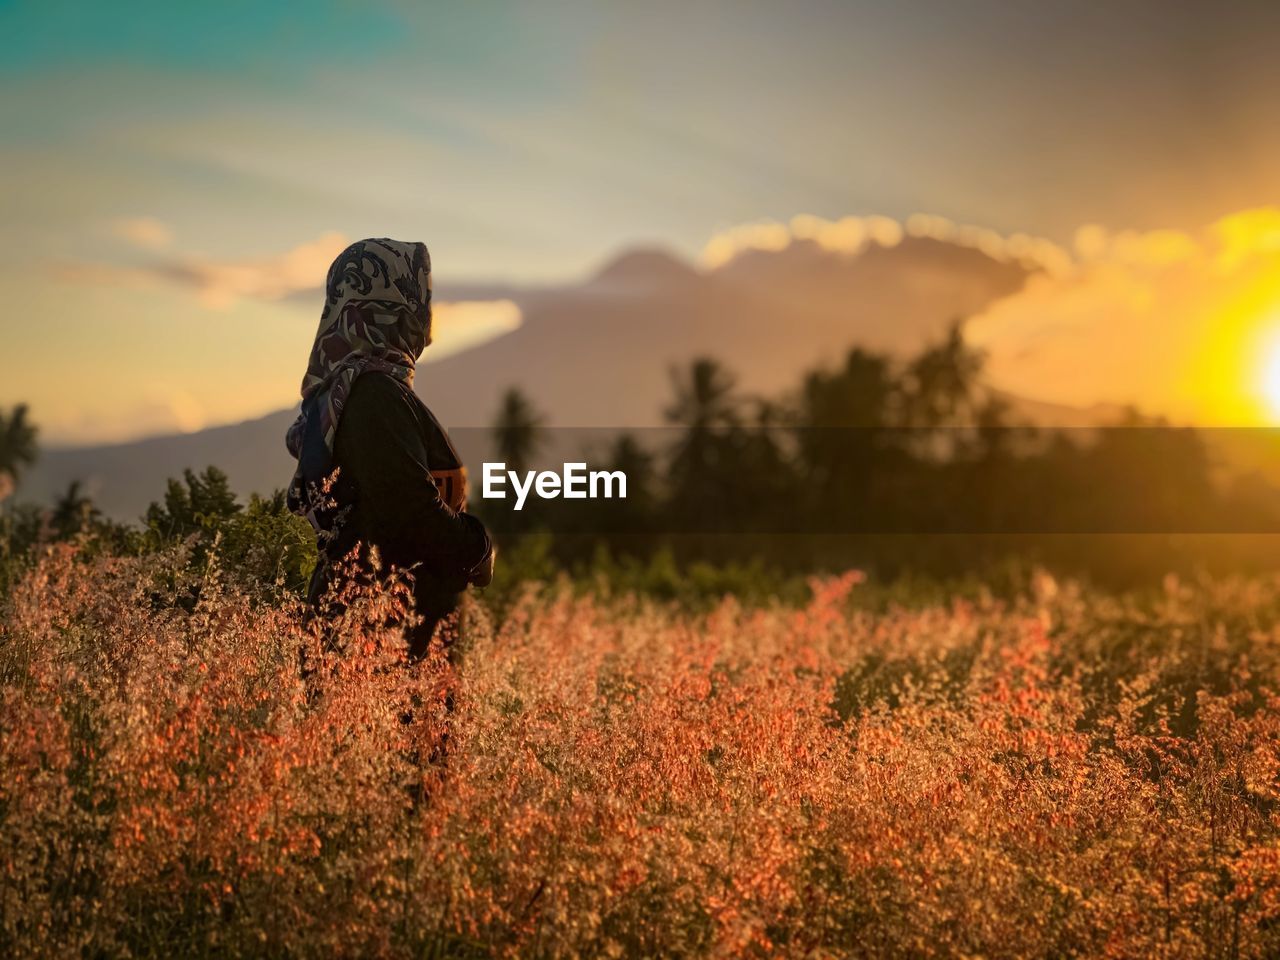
top-left (3, 545), bottom-right (1280, 958)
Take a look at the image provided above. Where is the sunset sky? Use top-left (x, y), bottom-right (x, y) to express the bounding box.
top-left (3, 0), bottom-right (1280, 443)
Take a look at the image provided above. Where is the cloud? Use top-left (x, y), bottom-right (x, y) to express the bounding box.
top-left (154, 230), bottom-right (350, 309)
top-left (59, 231), bottom-right (525, 330)
top-left (701, 213), bottom-right (1072, 275)
top-left (110, 216), bottom-right (174, 250)
top-left (56, 229), bottom-right (523, 345)
top-left (57, 231), bottom-right (350, 308)
top-left (966, 207), bottom-right (1280, 425)
top-left (56, 208), bottom-right (1280, 429)
top-left (699, 208), bottom-right (1280, 425)
top-left (701, 214), bottom-right (902, 268)
top-left (429, 299), bottom-right (523, 357)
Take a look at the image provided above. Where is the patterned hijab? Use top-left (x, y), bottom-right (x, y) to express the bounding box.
top-left (285, 238), bottom-right (432, 525)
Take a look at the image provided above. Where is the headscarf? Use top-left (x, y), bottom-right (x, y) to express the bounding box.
top-left (285, 238), bottom-right (432, 530)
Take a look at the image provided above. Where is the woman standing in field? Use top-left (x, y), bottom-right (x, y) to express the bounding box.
top-left (285, 238), bottom-right (494, 660)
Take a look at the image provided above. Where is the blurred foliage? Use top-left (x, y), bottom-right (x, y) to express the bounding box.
top-left (2, 466), bottom-right (316, 605)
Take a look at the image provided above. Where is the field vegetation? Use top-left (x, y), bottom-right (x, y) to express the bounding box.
top-left (3, 535), bottom-right (1280, 958)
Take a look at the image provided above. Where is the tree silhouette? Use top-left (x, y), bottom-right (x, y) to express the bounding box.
top-left (664, 357), bottom-right (740, 478)
top-left (664, 357), bottom-right (739, 432)
top-left (971, 394), bottom-right (1017, 460)
top-left (902, 321), bottom-right (984, 428)
top-left (0, 404), bottom-right (38, 498)
top-left (796, 347), bottom-right (899, 523)
top-left (51, 480), bottom-right (100, 538)
top-left (799, 347), bottom-right (897, 431)
top-left (724, 398), bottom-right (797, 532)
top-left (664, 358), bottom-right (743, 530)
top-left (492, 388), bottom-right (545, 479)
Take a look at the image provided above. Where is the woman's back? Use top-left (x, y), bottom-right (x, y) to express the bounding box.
top-left (309, 372), bottom-right (490, 652)
top-left (286, 239), bottom-right (494, 659)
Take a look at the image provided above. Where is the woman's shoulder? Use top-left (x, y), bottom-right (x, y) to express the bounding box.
top-left (351, 369), bottom-right (413, 398)
top-left (345, 371), bottom-right (453, 434)
top-left (347, 370), bottom-right (421, 413)
top-left (341, 370), bottom-right (462, 468)
top-left (337, 372), bottom-right (422, 437)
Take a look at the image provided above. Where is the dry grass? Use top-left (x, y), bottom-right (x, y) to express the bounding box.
top-left (3, 545), bottom-right (1280, 958)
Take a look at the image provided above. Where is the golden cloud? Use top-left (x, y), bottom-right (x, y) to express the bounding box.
top-left (54, 231), bottom-right (524, 369)
top-left (701, 213), bottom-right (1072, 275)
top-left (967, 207), bottom-right (1280, 425)
top-left (57, 230), bottom-right (351, 309)
top-left (429, 299), bottom-right (523, 357)
top-left (163, 230), bottom-right (351, 309)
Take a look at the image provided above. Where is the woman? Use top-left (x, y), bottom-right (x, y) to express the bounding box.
top-left (286, 238), bottom-right (494, 659)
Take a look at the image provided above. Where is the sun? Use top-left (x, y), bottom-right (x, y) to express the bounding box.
top-left (1263, 335), bottom-right (1280, 421)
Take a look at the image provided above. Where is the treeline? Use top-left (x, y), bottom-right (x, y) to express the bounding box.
top-left (0, 401), bottom-right (314, 599)
top-left (0, 457), bottom-right (316, 600)
top-left (485, 324), bottom-right (1280, 583)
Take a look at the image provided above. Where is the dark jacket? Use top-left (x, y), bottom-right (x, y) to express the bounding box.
top-left (306, 372), bottom-right (492, 656)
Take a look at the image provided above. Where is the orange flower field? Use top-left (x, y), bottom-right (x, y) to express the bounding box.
top-left (3, 546), bottom-right (1280, 958)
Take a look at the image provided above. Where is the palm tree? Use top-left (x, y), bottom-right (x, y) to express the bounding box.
top-left (663, 357), bottom-right (739, 432)
top-left (492, 388), bottom-right (545, 478)
top-left (664, 358), bottom-right (743, 528)
top-left (0, 404), bottom-right (38, 502)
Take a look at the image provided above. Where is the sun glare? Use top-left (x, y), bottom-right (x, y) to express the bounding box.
top-left (1203, 277), bottom-right (1280, 425)
top-left (1264, 335), bottom-right (1280, 422)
